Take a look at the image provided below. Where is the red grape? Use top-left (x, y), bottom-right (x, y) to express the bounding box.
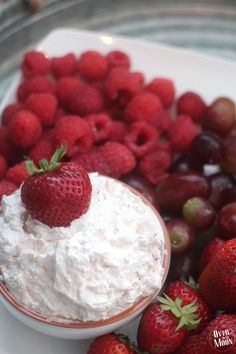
top-left (220, 186), bottom-right (236, 206)
top-left (167, 251), bottom-right (198, 282)
top-left (219, 202), bottom-right (236, 239)
top-left (170, 155), bottom-right (201, 173)
top-left (183, 197), bottom-right (216, 230)
top-left (202, 97), bottom-right (235, 136)
top-left (190, 132), bottom-right (223, 168)
top-left (156, 172), bottom-right (211, 212)
top-left (221, 136), bottom-right (236, 174)
top-left (166, 219), bottom-right (194, 254)
top-left (208, 172), bottom-right (234, 209)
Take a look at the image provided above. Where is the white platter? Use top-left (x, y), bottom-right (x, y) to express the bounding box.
top-left (0, 28), bottom-right (236, 354)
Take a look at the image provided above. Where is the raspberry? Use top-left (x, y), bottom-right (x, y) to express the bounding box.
top-left (55, 76), bottom-right (80, 107)
top-left (146, 78), bottom-right (175, 108)
top-left (125, 92), bottom-right (163, 126)
top-left (0, 180), bottom-right (17, 201)
top-left (100, 141), bottom-right (136, 178)
top-left (54, 108), bottom-right (65, 123)
top-left (168, 115), bottom-right (199, 153)
top-left (8, 110), bottom-right (42, 149)
top-left (155, 140), bottom-right (171, 153)
top-left (6, 162), bottom-right (29, 187)
top-left (177, 91), bottom-right (207, 122)
top-left (86, 113), bottom-right (112, 143)
top-left (106, 50), bottom-right (130, 70)
top-left (51, 53), bottom-right (77, 78)
top-left (68, 84), bottom-right (103, 116)
top-left (25, 93), bottom-right (58, 127)
top-left (72, 148), bottom-right (111, 176)
top-left (1, 103), bottom-right (24, 126)
top-left (28, 138), bottom-right (54, 167)
top-left (0, 127), bottom-right (18, 163)
top-left (110, 121), bottom-right (127, 142)
top-left (17, 76), bottom-right (55, 102)
top-left (124, 121), bottom-right (160, 159)
top-left (0, 154), bottom-right (7, 178)
top-left (156, 111), bottom-right (173, 133)
top-left (139, 150), bottom-right (171, 184)
top-left (22, 51), bottom-right (50, 78)
top-left (78, 50), bottom-right (108, 81)
top-left (54, 115), bottom-right (93, 157)
top-left (105, 68), bottom-right (143, 101)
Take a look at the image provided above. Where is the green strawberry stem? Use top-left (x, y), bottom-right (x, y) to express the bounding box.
top-left (25, 145), bottom-right (67, 175)
top-left (182, 276), bottom-right (199, 289)
top-left (157, 294), bottom-right (200, 331)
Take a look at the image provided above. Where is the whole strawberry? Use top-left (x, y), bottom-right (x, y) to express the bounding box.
top-left (199, 238), bottom-right (236, 311)
top-left (21, 145), bottom-right (92, 227)
top-left (87, 333), bottom-right (136, 354)
top-left (137, 294), bottom-right (200, 354)
top-left (179, 314), bottom-right (236, 353)
top-left (166, 280), bottom-right (212, 333)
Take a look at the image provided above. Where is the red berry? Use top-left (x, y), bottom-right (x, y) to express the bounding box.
top-left (124, 121), bottom-right (160, 159)
top-left (28, 138), bottom-right (54, 167)
top-left (106, 50), bottom-right (130, 70)
top-left (100, 142), bottom-right (136, 178)
top-left (86, 113), bottom-right (112, 143)
top-left (78, 50), bottom-right (108, 81)
top-left (177, 91), bottom-right (207, 122)
top-left (0, 127), bottom-right (18, 163)
top-left (0, 180), bottom-right (17, 201)
top-left (88, 334), bottom-right (135, 354)
top-left (139, 150), bottom-right (171, 185)
top-left (166, 280), bottom-right (212, 333)
top-left (146, 78), bottom-right (175, 108)
top-left (72, 148), bottom-right (111, 176)
top-left (168, 115), bottom-right (199, 153)
top-left (199, 237), bottom-right (226, 273)
top-left (202, 97), bottom-right (235, 136)
top-left (166, 219), bottom-right (195, 254)
top-left (55, 76), bottom-right (80, 108)
top-left (54, 115), bottom-right (93, 157)
top-left (68, 84), bottom-right (103, 116)
top-left (219, 203), bottom-right (236, 239)
top-left (178, 334), bottom-right (208, 354)
top-left (137, 301), bottom-right (188, 353)
top-left (109, 121), bottom-right (127, 142)
top-left (125, 92), bottom-right (163, 126)
top-left (199, 238), bottom-right (236, 311)
top-left (22, 51), bottom-right (50, 78)
top-left (54, 108), bottom-right (66, 123)
top-left (105, 68), bottom-right (143, 101)
top-left (8, 110), bottom-right (42, 149)
top-left (221, 136), bottom-right (236, 175)
top-left (1, 103), bottom-right (23, 126)
top-left (17, 76), bottom-right (55, 102)
top-left (0, 154), bottom-right (7, 178)
top-left (155, 111), bottom-right (173, 133)
top-left (6, 162), bottom-right (29, 187)
top-left (25, 94), bottom-right (58, 127)
top-left (21, 160), bottom-right (92, 227)
top-left (51, 53), bottom-right (77, 78)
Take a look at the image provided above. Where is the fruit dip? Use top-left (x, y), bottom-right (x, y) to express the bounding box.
top-left (0, 172), bottom-right (165, 322)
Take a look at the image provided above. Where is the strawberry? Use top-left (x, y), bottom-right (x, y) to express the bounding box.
top-left (166, 280), bottom-right (212, 333)
top-left (202, 314), bottom-right (236, 353)
top-left (137, 294), bottom-right (200, 353)
top-left (21, 145), bottom-right (92, 227)
top-left (178, 334), bottom-right (208, 354)
top-left (199, 237), bottom-right (226, 273)
top-left (199, 237), bottom-right (236, 311)
top-left (87, 333), bottom-right (136, 354)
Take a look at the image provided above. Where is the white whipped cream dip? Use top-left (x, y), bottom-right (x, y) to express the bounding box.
top-left (0, 173), bottom-right (165, 322)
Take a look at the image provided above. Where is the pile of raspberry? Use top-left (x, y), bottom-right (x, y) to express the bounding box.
top-left (0, 48), bottom-right (206, 199)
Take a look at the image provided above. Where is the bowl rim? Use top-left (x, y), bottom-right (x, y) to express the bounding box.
top-left (0, 181), bottom-right (171, 329)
